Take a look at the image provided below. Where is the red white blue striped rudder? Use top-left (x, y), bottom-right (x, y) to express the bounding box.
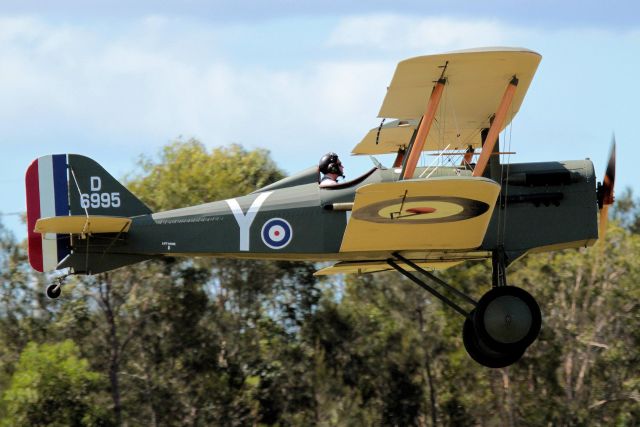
top-left (25, 154), bottom-right (71, 272)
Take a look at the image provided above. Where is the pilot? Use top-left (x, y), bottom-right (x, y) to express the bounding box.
top-left (318, 152), bottom-right (345, 187)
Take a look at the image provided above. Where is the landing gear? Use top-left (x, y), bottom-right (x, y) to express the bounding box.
top-left (387, 252), bottom-right (542, 368)
top-left (462, 286), bottom-right (541, 368)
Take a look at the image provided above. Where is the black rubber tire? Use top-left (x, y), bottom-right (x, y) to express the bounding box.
top-left (463, 313), bottom-right (524, 368)
top-left (46, 284), bottom-right (62, 299)
top-left (473, 286), bottom-right (541, 353)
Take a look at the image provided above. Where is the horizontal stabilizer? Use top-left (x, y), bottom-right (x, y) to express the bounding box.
top-left (35, 215), bottom-right (131, 235)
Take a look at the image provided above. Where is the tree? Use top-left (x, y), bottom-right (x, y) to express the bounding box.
top-left (510, 222), bottom-right (640, 425)
top-left (127, 139), bottom-right (283, 211)
top-left (1, 340), bottom-right (112, 426)
top-left (613, 187), bottom-right (640, 234)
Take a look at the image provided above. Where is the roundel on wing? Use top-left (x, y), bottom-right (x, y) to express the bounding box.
top-left (352, 196), bottom-right (490, 224)
top-left (261, 218), bottom-right (293, 249)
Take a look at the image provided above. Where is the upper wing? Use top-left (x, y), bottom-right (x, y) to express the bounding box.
top-left (339, 177), bottom-right (501, 252)
top-left (352, 47), bottom-right (541, 155)
top-left (35, 215), bottom-right (132, 234)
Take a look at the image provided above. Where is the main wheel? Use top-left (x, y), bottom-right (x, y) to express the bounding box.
top-left (473, 286), bottom-right (541, 353)
top-left (463, 313), bottom-right (524, 368)
top-left (46, 284), bottom-right (62, 299)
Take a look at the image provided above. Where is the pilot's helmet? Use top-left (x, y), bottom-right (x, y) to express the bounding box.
top-left (319, 152), bottom-right (341, 174)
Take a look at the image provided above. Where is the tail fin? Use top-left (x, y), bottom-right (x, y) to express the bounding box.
top-left (26, 154), bottom-right (151, 272)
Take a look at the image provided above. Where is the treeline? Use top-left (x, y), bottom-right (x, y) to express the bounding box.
top-left (0, 140), bottom-right (638, 426)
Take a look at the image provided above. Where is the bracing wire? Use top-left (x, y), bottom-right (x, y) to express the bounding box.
top-left (441, 83), bottom-right (447, 169)
top-left (496, 108), bottom-right (515, 246)
top-left (421, 144), bottom-right (451, 178)
top-left (446, 79), bottom-right (462, 151)
top-left (69, 167), bottom-right (89, 220)
top-left (495, 130), bottom-right (505, 245)
top-left (69, 166), bottom-right (92, 271)
top-left (500, 110), bottom-right (515, 244)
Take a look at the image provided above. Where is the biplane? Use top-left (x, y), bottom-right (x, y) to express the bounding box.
top-left (25, 47), bottom-right (616, 368)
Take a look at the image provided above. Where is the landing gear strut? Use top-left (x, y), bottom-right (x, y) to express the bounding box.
top-left (387, 252), bottom-right (541, 368)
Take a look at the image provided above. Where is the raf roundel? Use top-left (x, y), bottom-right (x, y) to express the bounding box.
top-left (261, 218), bottom-right (293, 249)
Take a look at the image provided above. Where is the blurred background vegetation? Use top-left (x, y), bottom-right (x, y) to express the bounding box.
top-left (0, 140), bottom-right (638, 426)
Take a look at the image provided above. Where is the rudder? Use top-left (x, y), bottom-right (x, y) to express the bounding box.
top-left (26, 155), bottom-right (71, 272)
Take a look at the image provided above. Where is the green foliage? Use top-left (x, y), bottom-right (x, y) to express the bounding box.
top-left (613, 187), bottom-right (640, 234)
top-left (1, 340), bottom-right (112, 426)
top-left (127, 139), bottom-right (284, 211)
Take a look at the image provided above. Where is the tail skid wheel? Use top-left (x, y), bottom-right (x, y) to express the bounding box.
top-left (473, 286), bottom-right (541, 353)
top-left (46, 283), bottom-right (62, 299)
top-left (463, 313), bottom-right (524, 368)
top-left (45, 274), bottom-right (70, 300)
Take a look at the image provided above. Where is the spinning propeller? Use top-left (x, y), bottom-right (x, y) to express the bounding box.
top-left (597, 136), bottom-right (616, 240)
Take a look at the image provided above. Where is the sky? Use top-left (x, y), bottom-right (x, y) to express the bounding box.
top-left (1, 0), bottom-right (638, 240)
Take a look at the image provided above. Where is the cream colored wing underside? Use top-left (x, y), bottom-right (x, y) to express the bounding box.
top-left (352, 47), bottom-right (541, 155)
